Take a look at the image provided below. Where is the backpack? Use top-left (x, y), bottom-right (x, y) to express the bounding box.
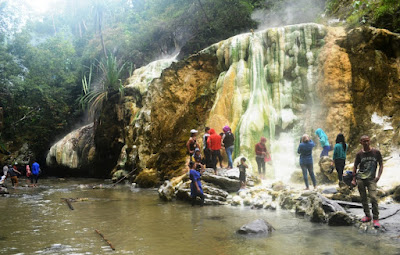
top-left (223, 132), bottom-right (234, 147)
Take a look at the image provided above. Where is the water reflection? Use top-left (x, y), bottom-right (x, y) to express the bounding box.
top-left (0, 178), bottom-right (398, 254)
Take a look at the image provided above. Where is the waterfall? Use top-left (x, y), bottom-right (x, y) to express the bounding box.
top-left (202, 23), bottom-right (327, 179)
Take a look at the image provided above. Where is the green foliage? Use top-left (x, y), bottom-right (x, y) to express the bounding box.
top-left (326, 0), bottom-right (400, 32)
top-left (79, 54), bottom-right (125, 118)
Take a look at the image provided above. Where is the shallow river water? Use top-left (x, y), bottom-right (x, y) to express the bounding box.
top-left (0, 178), bottom-right (399, 255)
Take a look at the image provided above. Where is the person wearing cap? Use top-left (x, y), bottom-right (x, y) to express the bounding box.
top-left (193, 148), bottom-right (204, 169)
top-left (186, 129), bottom-right (198, 161)
top-left (222, 125), bottom-right (234, 169)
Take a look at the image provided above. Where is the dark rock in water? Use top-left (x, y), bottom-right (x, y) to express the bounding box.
top-left (322, 187), bottom-right (338, 194)
top-left (392, 185), bottom-right (400, 202)
top-left (0, 186), bottom-right (8, 194)
top-left (319, 194), bottom-right (346, 213)
top-left (237, 219), bottom-right (275, 236)
top-left (328, 211), bottom-right (354, 226)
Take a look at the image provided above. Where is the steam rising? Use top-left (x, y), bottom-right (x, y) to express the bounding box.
top-left (252, 0), bottom-right (326, 30)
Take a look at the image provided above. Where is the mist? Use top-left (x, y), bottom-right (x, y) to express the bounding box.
top-left (252, 0), bottom-right (327, 30)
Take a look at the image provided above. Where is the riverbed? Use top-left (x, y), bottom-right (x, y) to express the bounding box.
top-left (0, 178), bottom-right (399, 254)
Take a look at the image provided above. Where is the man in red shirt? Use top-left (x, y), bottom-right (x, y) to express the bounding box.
top-left (207, 128), bottom-right (223, 173)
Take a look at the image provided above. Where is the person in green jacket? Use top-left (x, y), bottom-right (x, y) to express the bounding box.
top-left (315, 128), bottom-right (330, 157)
top-left (333, 133), bottom-right (347, 184)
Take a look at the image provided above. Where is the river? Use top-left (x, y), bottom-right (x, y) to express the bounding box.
top-left (0, 178), bottom-right (399, 255)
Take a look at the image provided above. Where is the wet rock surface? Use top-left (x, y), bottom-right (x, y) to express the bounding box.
top-left (237, 219), bottom-right (275, 236)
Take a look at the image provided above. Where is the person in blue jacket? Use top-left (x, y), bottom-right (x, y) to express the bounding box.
top-left (189, 161), bottom-right (204, 206)
top-left (315, 128), bottom-right (330, 157)
top-left (297, 134), bottom-right (317, 190)
top-left (31, 160), bottom-right (40, 186)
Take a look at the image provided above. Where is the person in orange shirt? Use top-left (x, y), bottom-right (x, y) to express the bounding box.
top-left (207, 128), bottom-right (223, 173)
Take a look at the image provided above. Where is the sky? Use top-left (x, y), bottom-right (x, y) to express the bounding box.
top-left (27, 0), bottom-right (52, 14)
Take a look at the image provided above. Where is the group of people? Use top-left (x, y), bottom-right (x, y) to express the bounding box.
top-left (189, 126), bottom-right (384, 227)
top-left (298, 129), bottom-right (383, 228)
top-left (298, 128), bottom-right (348, 190)
top-left (186, 126), bottom-right (235, 173)
top-left (1, 161), bottom-right (41, 188)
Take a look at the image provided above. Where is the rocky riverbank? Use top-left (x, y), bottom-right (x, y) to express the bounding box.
top-left (158, 167), bottom-right (400, 239)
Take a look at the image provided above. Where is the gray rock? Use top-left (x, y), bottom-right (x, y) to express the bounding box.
top-left (328, 211), bottom-right (354, 226)
top-left (0, 186), bottom-right (8, 194)
top-left (158, 180), bottom-right (175, 201)
top-left (322, 187), bottom-right (338, 194)
top-left (237, 219), bottom-right (275, 236)
top-left (201, 173), bottom-right (240, 192)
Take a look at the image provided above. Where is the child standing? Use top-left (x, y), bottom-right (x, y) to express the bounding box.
top-left (238, 157), bottom-right (248, 190)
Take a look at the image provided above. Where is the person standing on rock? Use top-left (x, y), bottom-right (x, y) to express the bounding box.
top-left (333, 133), bottom-right (347, 186)
top-left (238, 157), bottom-right (248, 190)
top-left (297, 134), bottom-right (317, 190)
top-left (315, 128), bottom-right (330, 157)
top-left (207, 128), bottom-right (223, 173)
top-left (351, 135), bottom-right (383, 228)
top-left (186, 129), bottom-right (198, 161)
top-left (189, 161), bottom-right (204, 206)
top-left (203, 127), bottom-right (212, 168)
top-left (255, 137), bottom-right (268, 179)
top-left (222, 125), bottom-right (234, 169)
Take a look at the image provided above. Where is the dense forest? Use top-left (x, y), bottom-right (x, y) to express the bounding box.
top-left (0, 0), bottom-right (399, 165)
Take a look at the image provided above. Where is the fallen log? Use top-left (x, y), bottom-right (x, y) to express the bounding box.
top-left (329, 200), bottom-right (387, 210)
top-left (95, 229), bottom-right (115, 250)
top-left (112, 168), bottom-right (137, 187)
top-left (61, 198), bottom-right (74, 210)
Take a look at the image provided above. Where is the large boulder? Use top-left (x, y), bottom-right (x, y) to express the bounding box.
top-left (237, 219), bottom-right (275, 236)
top-left (134, 168), bottom-right (160, 188)
top-left (201, 172), bottom-right (240, 192)
top-left (318, 156), bottom-right (337, 182)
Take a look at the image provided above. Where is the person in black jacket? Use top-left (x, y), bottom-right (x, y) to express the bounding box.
top-left (222, 125), bottom-right (234, 169)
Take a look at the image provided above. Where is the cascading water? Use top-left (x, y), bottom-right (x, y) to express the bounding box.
top-left (202, 23), bottom-right (327, 179)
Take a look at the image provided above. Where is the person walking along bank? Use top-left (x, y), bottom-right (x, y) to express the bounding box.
top-left (351, 135), bottom-right (383, 228)
top-left (297, 134), bottom-right (317, 190)
top-left (31, 160), bottom-right (40, 186)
